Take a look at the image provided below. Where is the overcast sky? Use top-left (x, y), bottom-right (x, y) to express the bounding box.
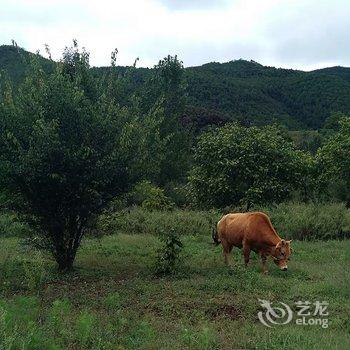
top-left (1, 0), bottom-right (349, 70)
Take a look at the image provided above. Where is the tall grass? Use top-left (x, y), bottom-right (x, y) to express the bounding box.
top-left (0, 212), bottom-right (29, 237)
top-left (262, 202), bottom-right (350, 240)
top-left (2, 202), bottom-right (350, 241)
top-left (97, 207), bottom-right (220, 236)
top-left (97, 203), bottom-right (350, 240)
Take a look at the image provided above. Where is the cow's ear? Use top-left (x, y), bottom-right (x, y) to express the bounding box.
top-left (287, 240), bottom-right (292, 244)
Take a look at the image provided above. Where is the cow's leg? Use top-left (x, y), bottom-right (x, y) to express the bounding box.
top-left (243, 243), bottom-right (251, 267)
top-left (260, 253), bottom-right (268, 274)
top-left (222, 240), bottom-right (233, 266)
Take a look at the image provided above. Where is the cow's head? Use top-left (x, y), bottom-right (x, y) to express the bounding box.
top-left (272, 239), bottom-right (292, 271)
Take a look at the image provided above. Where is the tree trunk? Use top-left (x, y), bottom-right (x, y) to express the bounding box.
top-left (51, 218), bottom-right (86, 272)
top-left (56, 252), bottom-right (76, 272)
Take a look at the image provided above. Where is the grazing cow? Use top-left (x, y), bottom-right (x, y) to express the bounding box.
top-left (212, 212), bottom-right (292, 273)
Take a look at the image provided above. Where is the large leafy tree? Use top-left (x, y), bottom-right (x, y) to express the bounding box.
top-left (141, 55), bottom-right (190, 185)
top-left (0, 42), bottom-right (149, 270)
top-left (316, 117), bottom-right (350, 205)
top-left (189, 123), bottom-right (311, 208)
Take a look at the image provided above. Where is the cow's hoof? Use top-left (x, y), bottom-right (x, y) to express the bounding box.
top-left (263, 271), bottom-right (268, 275)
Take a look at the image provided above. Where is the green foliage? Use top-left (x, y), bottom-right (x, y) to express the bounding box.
top-left (0, 211), bottom-right (29, 237)
top-left (190, 123), bottom-right (311, 208)
top-left (181, 324), bottom-right (219, 350)
top-left (96, 206), bottom-right (219, 236)
top-left (0, 44), bottom-right (54, 89)
top-left (76, 310), bottom-right (96, 347)
top-left (144, 55), bottom-right (190, 185)
top-left (323, 111), bottom-right (349, 130)
top-left (316, 117), bottom-right (350, 204)
top-left (21, 251), bottom-right (47, 292)
top-left (0, 41), bottom-right (153, 270)
top-left (0, 249), bottom-right (47, 293)
top-left (127, 180), bottom-right (174, 210)
top-left (97, 204), bottom-right (350, 241)
top-left (155, 228), bottom-right (183, 275)
top-left (2, 45), bottom-right (350, 130)
top-left (289, 130), bottom-right (324, 154)
top-left (262, 202), bottom-right (350, 240)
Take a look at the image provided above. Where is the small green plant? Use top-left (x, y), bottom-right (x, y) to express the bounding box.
top-left (76, 310), bottom-right (96, 347)
top-left (181, 324), bottom-right (219, 350)
top-left (47, 299), bottom-right (72, 343)
top-left (155, 229), bottom-right (183, 275)
top-left (104, 292), bottom-right (121, 310)
top-left (22, 251), bottom-right (46, 292)
top-left (0, 211), bottom-right (29, 237)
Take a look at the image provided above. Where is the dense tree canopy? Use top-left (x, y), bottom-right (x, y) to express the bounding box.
top-left (0, 42), bottom-right (153, 270)
top-left (316, 117), bottom-right (350, 205)
top-left (189, 123), bottom-right (311, 208)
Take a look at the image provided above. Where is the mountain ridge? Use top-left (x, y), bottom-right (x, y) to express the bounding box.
top-left (1, 44), bottom-right (350, 130)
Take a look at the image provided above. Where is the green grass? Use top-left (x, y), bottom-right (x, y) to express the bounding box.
top-left (0, 234), bottom-right (349, 349)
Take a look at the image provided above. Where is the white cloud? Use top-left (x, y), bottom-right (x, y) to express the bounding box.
top-left (0, 0), bottom-right (348, 70)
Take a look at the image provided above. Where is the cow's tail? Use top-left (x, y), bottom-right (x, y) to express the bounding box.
top-left (212, 226), bottom-right (221, 245)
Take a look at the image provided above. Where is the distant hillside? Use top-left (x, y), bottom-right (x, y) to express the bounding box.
top-left (1, 44), bottom-right (350, 129)
top-left (184, 60), bottom-right (350, 129)
top-left (0, 45), bottom-right (53, 85)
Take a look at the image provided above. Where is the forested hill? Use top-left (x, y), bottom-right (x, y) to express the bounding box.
top-left (1, 44), bottom-right (350, 129)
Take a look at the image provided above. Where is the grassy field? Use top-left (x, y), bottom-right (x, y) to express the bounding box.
top-left (0, 233), bottom-right (349, 349)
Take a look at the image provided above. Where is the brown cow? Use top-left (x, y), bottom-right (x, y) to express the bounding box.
top-left (212, 212), bottom-right (292, 273)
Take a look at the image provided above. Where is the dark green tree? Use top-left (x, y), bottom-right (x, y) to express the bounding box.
top-left (0, 42), bottom-right (148, 270)
top-left (316, 116), bottom-right (350, 205)
top-left (142, 55), bottom-right (190, 185)
top-left (189, 123), bottom-right (311, 208)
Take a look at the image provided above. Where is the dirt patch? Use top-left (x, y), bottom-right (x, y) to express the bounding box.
top-left (206, 304), bottom-right (242, 320)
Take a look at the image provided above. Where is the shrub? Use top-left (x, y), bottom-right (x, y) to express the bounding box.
top-left (0, 42), bottom-right (156, 271)
top-left (262, 202), bottom-right (350, 240)
top-left (189, 123), bottom-right (312, 208)
top-left (76, 310), bottom-right (96, 347)
top-left (0, 251), bottom-right (46, 293)
top-left (127, 181), bottom-right (174, 210)
top-left (155, 229), bottom-right (183, 275)
top-left (164, 181), bottom-right (193, 207)
top-left (0, 211), bottom-right (30, 237)
top-left (96, 207), bottom-right (219, 236)
top-left (21, 251), bottom-right (46, 292)
top-left (96, 203), bottom-right (350, 241)
top-left (316, 117), bottom-right (350, 205)
top-left (0, 296), bottom-right (46, 349)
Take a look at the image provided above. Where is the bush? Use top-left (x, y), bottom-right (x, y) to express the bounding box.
top-left (155, 229), bottom-right (183, 275)
top-left (189, 123), bottom-right (311, 208)
top-left (262, 202), bottom-right (350, 240)
top-left (127, 181), bottom-right (174, 210)
top-left (76, 310), bottom-right (96, 347)
top-left (96, 203), bottom-right (350, 241)
top-left (0, 250), bottom-right (47, 293)
top-left (21, 251), bottom-right (46, 292)
top-left (164, 182), bottom-right (193, 207)
top-left (0, 42), bottom-right (156, 271)
top-left (0, 211), bottom-right (30, 237)
top-left (96, 207), bottom-right (219, 236)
